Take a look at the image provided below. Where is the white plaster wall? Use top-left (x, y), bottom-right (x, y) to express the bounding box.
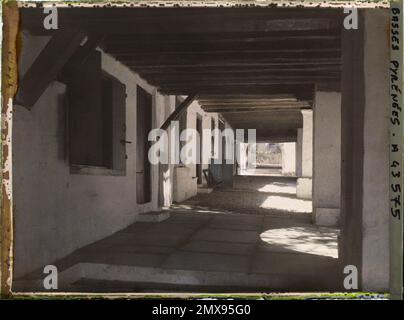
top-left (173, 166), bottom-right (198, 202)
top-left (173, 101), bottom-right (222, 201)
top-left (296, 128), bottom-right (302, 177)
top-left (301, 110), bottom-right (313, 178)
top-left (280, 142), bottom-right (296, 176)
top-left (13, 34), bottom-right (171, 277)
top-left (361, 9), bottom-right (390, 291)
top-left (313, 91), bottom-right (341, 226)
top-left (238, 142), bottom-right (248, 172)
top-left (296, 110), bottom-right (313, 199)
top-left (159, 95), bottom-right (176, 207)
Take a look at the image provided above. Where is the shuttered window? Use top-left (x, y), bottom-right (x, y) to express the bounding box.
top-left (67, 50), bottom-right (126, 174)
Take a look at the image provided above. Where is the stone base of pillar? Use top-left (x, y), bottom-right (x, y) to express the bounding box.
top-left (296, 177), bottom-right (312, 199)
top-left (313, 207), bottom-right (340, 227)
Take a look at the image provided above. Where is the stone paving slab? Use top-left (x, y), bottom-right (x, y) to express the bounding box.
top-left (207, 222), bottom-right (262, 231)
top-left (82, 252), bottom-right (167, 268)
top-left (191, 228), bottom-right (260, 244)
top-left (180, 240), bottom-right (256, 255)
top-left (161, 251), bottom-right (251, 273)
top-left (250, 252), bottom-right (339, 276)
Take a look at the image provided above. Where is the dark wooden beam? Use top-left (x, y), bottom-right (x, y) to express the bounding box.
top-left (199, 94), bottom-right (297, 101)
top-left (200, 99), bottom-right (310, 108)
top-left (139, 70), bottom-right (340, 79)
top-left (200, 100), bottom-right (301, 106)
top-left (60, 33), bottom-right (105, 80)
top-left (126, 59), bottom-right (341, 69)
top-left (104, 40), bottom-right (340, 54)
top-left (132, 65), bottom-right (341, 75)
top-left (15, 30), bottom-right (86, 109)
top-left (153, 79), bottom-right (337, 91)
top-left (141, 74), bottom-right (340, 85)
top-left (22, 8), bottom-right (343, 35)
top-left (127, 61), bottom-right (340, 70)
top-left (104, 30), bottom-right (341, 44)
top-left (159, 84), bottom-right (315, 98)
top-left (203, 107), bottom-right (306, 113)
top-left (115, 50), bottom-right (340, 62)
top-left (255, 129), bottom-right (298, 143)
top-left (160, 94), bottom-right (197, 130)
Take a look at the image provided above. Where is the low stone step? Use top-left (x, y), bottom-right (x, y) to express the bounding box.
top-left (197, 186), bottom-right (214, 194)
top-left (137, 211), bottom-right (170, 223)
top-left (53, 262), bottom-right (341, 292)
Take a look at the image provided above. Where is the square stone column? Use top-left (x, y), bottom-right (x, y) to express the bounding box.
top-left (296, 109), bottom-right (313, 199)
top-left (313, 91), bottom-right (341, 227)
top-left (295, 128), bottom-right (303, 177)
top-left (340, 9), bottom-right (390, 292)
top-left (281, 142), bottom-right (296, 176)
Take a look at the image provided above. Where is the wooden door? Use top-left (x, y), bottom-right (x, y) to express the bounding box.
top-left (136, 86), bottom-right (152, 204)
top-left (196, 115), bottom-right (203, 184)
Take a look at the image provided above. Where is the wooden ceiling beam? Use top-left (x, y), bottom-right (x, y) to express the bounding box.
top-left (24, 19), bottom-right (340, 35)
top-left (198, 94), bottom-right (297, 100)
top-left (125, 59), bottom-right (341, 68)
top-left (202, 107), bottom-right (307, 113)
top-left (104, 30), bottom-right (341, 43)
top-left (158, 84), bottom-right (315, 97)
top-left (200, 100), bottom-right (301, 106)
top-left (140, 73), bottom-right (340, 82)
top-left (114, 50), bottom-right (340, 62)
top-left (152, 79), bottom-right (338, 89)
top-left (22, 8), bottom-right (343, 35)
top-left (160, 94), bottom-right (197, 130)
top-left (22, 7), bottom-right (343, 21)
top-left (104, 40), bottom-right (340, 53)
top-left (127, 61), bottom-right (340, 68)
top-left (133, 65), bottom-right (341, 75)
top-left (200, 100), bottom-right (310, 107)
top-left (15, 30), bottom-right (87, 109)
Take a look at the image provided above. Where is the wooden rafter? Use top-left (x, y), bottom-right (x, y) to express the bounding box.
top-left (15, 30), bottom-right (87, 109)
top-left (160, 94), bottom-right (197, 130)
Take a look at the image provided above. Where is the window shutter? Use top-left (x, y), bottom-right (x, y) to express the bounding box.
top-left (67, 50), bottom-right (103, 166)
top-left (111, 78), bottom-right (126, 172)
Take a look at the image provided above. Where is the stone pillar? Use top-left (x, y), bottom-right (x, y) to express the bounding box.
top-left (313, 91), bottom-right (341, 227)
top-left (296, 110), bottom-right (313, 199)
top-left (340, 9), bottom-right (389, 292)
top-left (295, 128), bottom-right (303, 177)
top-left (281, 142), bottom-right (296, 176)
top-left (361, 10), bottom-right (389, 292)
top-left (238, 142), bottom-right (248, 173)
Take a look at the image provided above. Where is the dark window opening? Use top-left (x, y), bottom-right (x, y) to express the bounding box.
top-left (67, 50), bottom-right (126, 174)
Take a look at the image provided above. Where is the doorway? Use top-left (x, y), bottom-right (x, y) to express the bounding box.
top-left (136, 86), bottom-right (152, 204)
top-left (196, 115), bottom-right (203, 185)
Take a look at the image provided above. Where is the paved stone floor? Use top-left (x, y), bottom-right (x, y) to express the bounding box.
top-left (15, 176), bottom-right (342, 292)
top-left (183, 175), bottom-right (312, 218)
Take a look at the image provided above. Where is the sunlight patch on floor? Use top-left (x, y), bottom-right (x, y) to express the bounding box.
top-left (260, 195), bottom-right (312, 213)
top-left (260, 226), bottom-right (338, 258)
top-left (258, 183), bottom-right (296, 194)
